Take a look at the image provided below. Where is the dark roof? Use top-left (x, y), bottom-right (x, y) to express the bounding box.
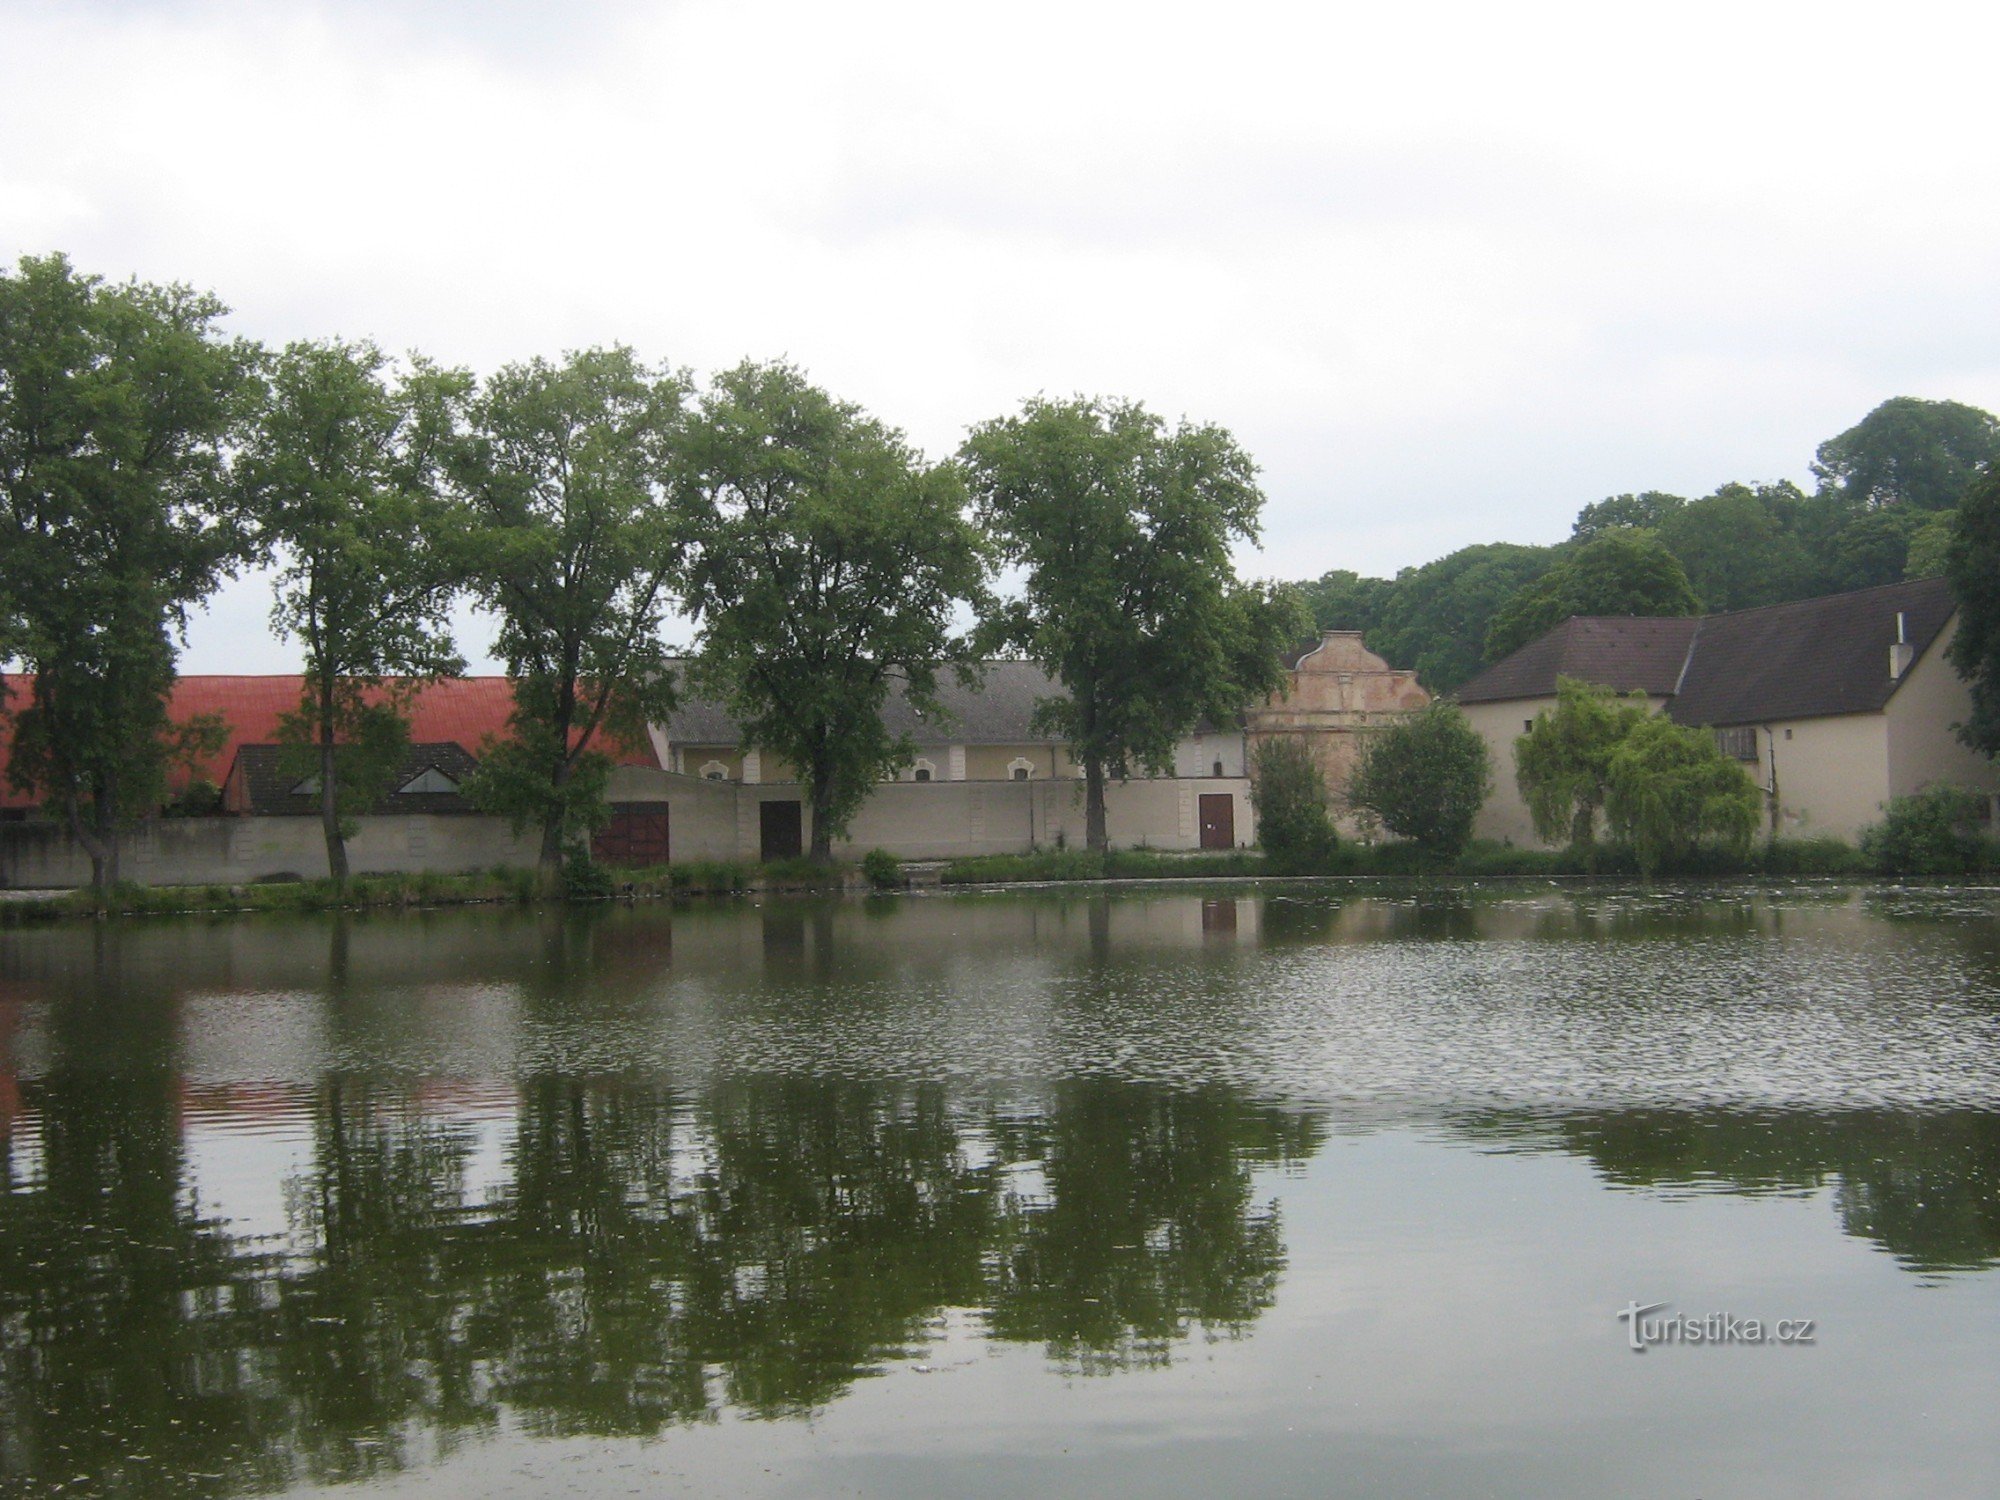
top-left (664, 660), bottom-right (1069, 746)
top-left (1455, 616), bottom-right (1700, 704)
top-left (229, 742), bottom-right (482, 816)
top-left (1666, 576), bottom-right (1957, 728)
top-left (1452, 577), bottom-right (1959, 726)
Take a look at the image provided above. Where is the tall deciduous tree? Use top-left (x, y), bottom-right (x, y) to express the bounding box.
top-left (681, 362), bottom-right (987, 864)
top-left (1514, 677), bottom-right (1654, 865)
top-left (1484, 530), bottom-right (1699, 663)
top-left (453, 347), bottom-right (687, 877)
top-left (1368, 542), bottom-right (1556, 692)
top-left (1812, 397), bottom-right (2000, 513)
top-left (242, 339), bottom-right (470, 883)
top-left (1604, 716), bottom-right (1759, 876)
top-left (0, 254), bottom-right (256, 888)
top-left (961, 396), bottom-right (1303, 853)
top-left (1945, 467), bottom-right (2000, 758)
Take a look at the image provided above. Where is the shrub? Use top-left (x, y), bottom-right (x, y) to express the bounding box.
top-left (861, 848), bottom-right (903, 890)
top-left (1349, 702), bottom-right (1491, 864)
top-left (1603, 716), bottom-right (1759, 876)
top-left (1861, 786), bottom-right (1990, 876)
top-left (1249, 738), bottom-right (1338, 868)
top-left (561, 847), bottom-right (616, 902)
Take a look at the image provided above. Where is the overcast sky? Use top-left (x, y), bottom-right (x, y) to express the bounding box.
top-left (7, 0), bottom-right (1999, 673)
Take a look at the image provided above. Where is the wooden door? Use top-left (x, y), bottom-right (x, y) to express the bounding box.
top-left (594, 803), bottom-right (670, 867)
top-left (759, 800), bottom-right (804, 861)
top-left (1197, 793), bottom-right (1235, 850)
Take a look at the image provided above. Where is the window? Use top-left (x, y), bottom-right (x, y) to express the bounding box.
top-left (700, 761), bottom-right (729, 781)
top-left (1212, 759), bottom-right (1225, 778)
top-left (1012, 766), bottom-right (1029, 781)
top-left (914, 767), bottom-right (931, 782)
top-left (396, 767), bottom-right (460, 795)
top-left (1008, 757), bottom-right (1035, 781)
top-left (912, 758), bottom-right (937, 782)
top-left (1784, 728), bottom-right (1793, 741)
top-left (1525, 720), bottom-right (1534, 734)
top-left (1713, 726), bottom-right (1758, 762)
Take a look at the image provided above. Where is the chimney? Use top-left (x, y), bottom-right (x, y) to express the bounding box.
top-left (1889, 610), bottom-right (1914, 679)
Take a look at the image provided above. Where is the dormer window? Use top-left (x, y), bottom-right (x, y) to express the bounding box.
top-left (396, 767), bottom-right (461, 795)
top-left (290, 775), bottom-right (321, 795)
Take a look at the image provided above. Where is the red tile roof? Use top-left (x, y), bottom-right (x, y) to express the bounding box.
top-left (0, 675), bottom-right (660, 811)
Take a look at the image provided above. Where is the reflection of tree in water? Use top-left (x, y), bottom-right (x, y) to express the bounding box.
top-left (2, 1058), bottom-right (1319, 1493)
top-left (984, 1081), bottom-right (1320, 1373)
top-left (1508, 1107), bottom-right (2000, 1273)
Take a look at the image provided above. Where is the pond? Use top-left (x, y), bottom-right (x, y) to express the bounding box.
top-left (2, 885), bottom-right (1998, 1498)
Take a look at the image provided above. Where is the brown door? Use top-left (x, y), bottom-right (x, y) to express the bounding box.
top-left (594, 803), bottom-right (671, 867)
top-left (1198, 793), bottom-right (1235, 850)
top-left (759, 800), bottom-right (803, 861)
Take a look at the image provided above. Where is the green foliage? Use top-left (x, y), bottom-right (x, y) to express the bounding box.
top-left (1655, 482), bottom-right (1814, 612)
top-left (681, 361), bottom-right (988, 862)
top-left (1812, 397), bottom-right (2000, 513)
top-left (1572, 490), bottom-right (1686, 540)
top-left (0, 253), bottom-right (258, 887)
top-left (1298, 568), bottom-right (1394, 637)
top-left (562, 847), bottom-right (617, 902)
top-left (1485, 530), bottom-right (1700, 663)
top-left (1368, 542), bottom-right (1556, 691)
top-left (453, 346), bottom-right (688, 868)
top-left (240, 338), bottom-right (470, 881)
top-left (1603, 715), bottom-right (1760, 876)
top-left (1860, 786), bottom-right (1991, 876)
top-left (1945, 467), bottom-right (2000, 758)
top-left (1347, 702), bottom-right (1490, 862)
top-left (963, 396), bottom-right (1306, 850)
top-left (1903, 513), bottom-right (1955, 579)
top-left (1761, 836), bottom-right (1869, 876)
top-left (861, 848), bottom-right (904, 890)
top-left (1515, 678), bottom-right (1655, 857)
top-left (1249, 738), bottom-right (1337, 868)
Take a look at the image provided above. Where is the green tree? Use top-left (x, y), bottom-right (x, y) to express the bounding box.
top-left (1484, 530), bottom-right (1699, 663)
top-left (1572, 489), bottom-right (1686, 541)
top-left (1945, 467), bottom-right (2000, 757)
top-left (1514, 676), bottom-right (1654, 863)
top-left (1860, 786), bottom-right (1989, 876)
top-left (1603, 715), bottom-right (1760, 876)
top-left (1656, 481), bottom-right (1814, 611)
top-left (680, 362), bottom-right (988, 863)
top-left (1367, 542), bottom-right (1557, 692)
top-left (453, 347), bottom-right (688, 878)
top-left (1804, 499), bottom-right (1929, 594)
top-left (961, 396), bottom-right (1303, 852)
top-left (1904, 512), bottom-right (1955, 579)
top-left (1298, 567), bottom-right (1393, 637)
top-left (1346, 701), bottom-right (1489, 864)
top-left (0, 253), bottom-right (256, 888)
top-left (1812, 397), bottom-right (2000, 513)
top-left (242, 339), bottom-right (471, 882)
top-left (1248, 737), bottom-right (1337, 868)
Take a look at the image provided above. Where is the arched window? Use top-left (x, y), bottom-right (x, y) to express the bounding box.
top-left (1008, 757), bottom-right (1034, 781)
top-left (912, 758), bottom-right (937, 782)
top-left (700, 761), bottom-right (729, 782)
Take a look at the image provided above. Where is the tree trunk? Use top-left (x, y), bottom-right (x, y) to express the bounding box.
top-left (67, 777), bottom-right (118, 891)
top-left (538, 756), bottom-right (570, 880)
top-left (1084, 757), bottom-right (1108, 854)
top-left (319, 712), bottom-right (348, 885)
top-left (809, 774), bottom-right (835, 864)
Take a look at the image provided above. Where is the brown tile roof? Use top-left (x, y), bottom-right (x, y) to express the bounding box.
top-left (1666, 576), bottom-right (1957, 728)
top-left (1454, 616), bottom-right (1700, 704)
top-left (1452, 577), bottom-right (1960, 727)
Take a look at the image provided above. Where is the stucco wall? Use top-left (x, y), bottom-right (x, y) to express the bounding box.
top-left (1461, 697), bottom-right (1557, 845)
top-left (1883, 617), bottom-right (2000, 807)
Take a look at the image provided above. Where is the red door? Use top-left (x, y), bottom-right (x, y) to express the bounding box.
top-left (594, 803), bottom-right (671, 866)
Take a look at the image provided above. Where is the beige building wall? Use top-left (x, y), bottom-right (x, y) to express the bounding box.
top-left (1883, 616), bottom-right (2000, 808)
top-left (1461, 696), bottom-right (1557, 846)
top-left (1245, 632), bottom-right (1430, 834)
top-left (1751, 714), bottom-right (1890, 841)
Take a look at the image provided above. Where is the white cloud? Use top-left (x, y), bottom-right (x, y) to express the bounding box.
top-left (8, 0), bottom-right (2000, 668)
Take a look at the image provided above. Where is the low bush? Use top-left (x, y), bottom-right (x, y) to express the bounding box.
top-left (1862, 787), bottom-right (1991, 876)
top-left (861, 848), bottom-right (904, 890)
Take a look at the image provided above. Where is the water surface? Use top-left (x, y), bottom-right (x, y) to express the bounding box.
top-left (2, 885), bottom-right (1997, 1497)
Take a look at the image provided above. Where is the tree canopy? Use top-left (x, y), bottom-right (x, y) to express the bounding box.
top-left (962, 396), bottom-right (1303, 852)
top-left (681, 362), bottom-right (988, 862)
top-left (1514, 677), bottom-right (1655, 861)
top-left (1945, 466), bottom-right (2000, 758)
top-left (453, 346), bottom-right (688, 875)
top-left (241, 338), bottom-right (471, 882)
top-left (1346, 702), bottom-right (1489, 863)
top-left (1812, 397), bottom-right (2000, 513)
top-left (0, 253), bottom-right (256, 888)
top-left (1603, 715), bottom-right (1760, 875)
top-left (1483, 530), bottom-right (1699, 663)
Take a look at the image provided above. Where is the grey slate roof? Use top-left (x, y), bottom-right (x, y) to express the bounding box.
top-left (663, 660), bottom-right (1071, 747)
top-left (230, 742), bottom-right (481, 816)
top-left (1452, 577), bottom-right (1959, 728)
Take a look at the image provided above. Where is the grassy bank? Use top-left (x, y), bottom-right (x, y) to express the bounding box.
top-left (939, 835), bottom-right (1968, 885)
top-left (0, 856), bottom-right (848, 926)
